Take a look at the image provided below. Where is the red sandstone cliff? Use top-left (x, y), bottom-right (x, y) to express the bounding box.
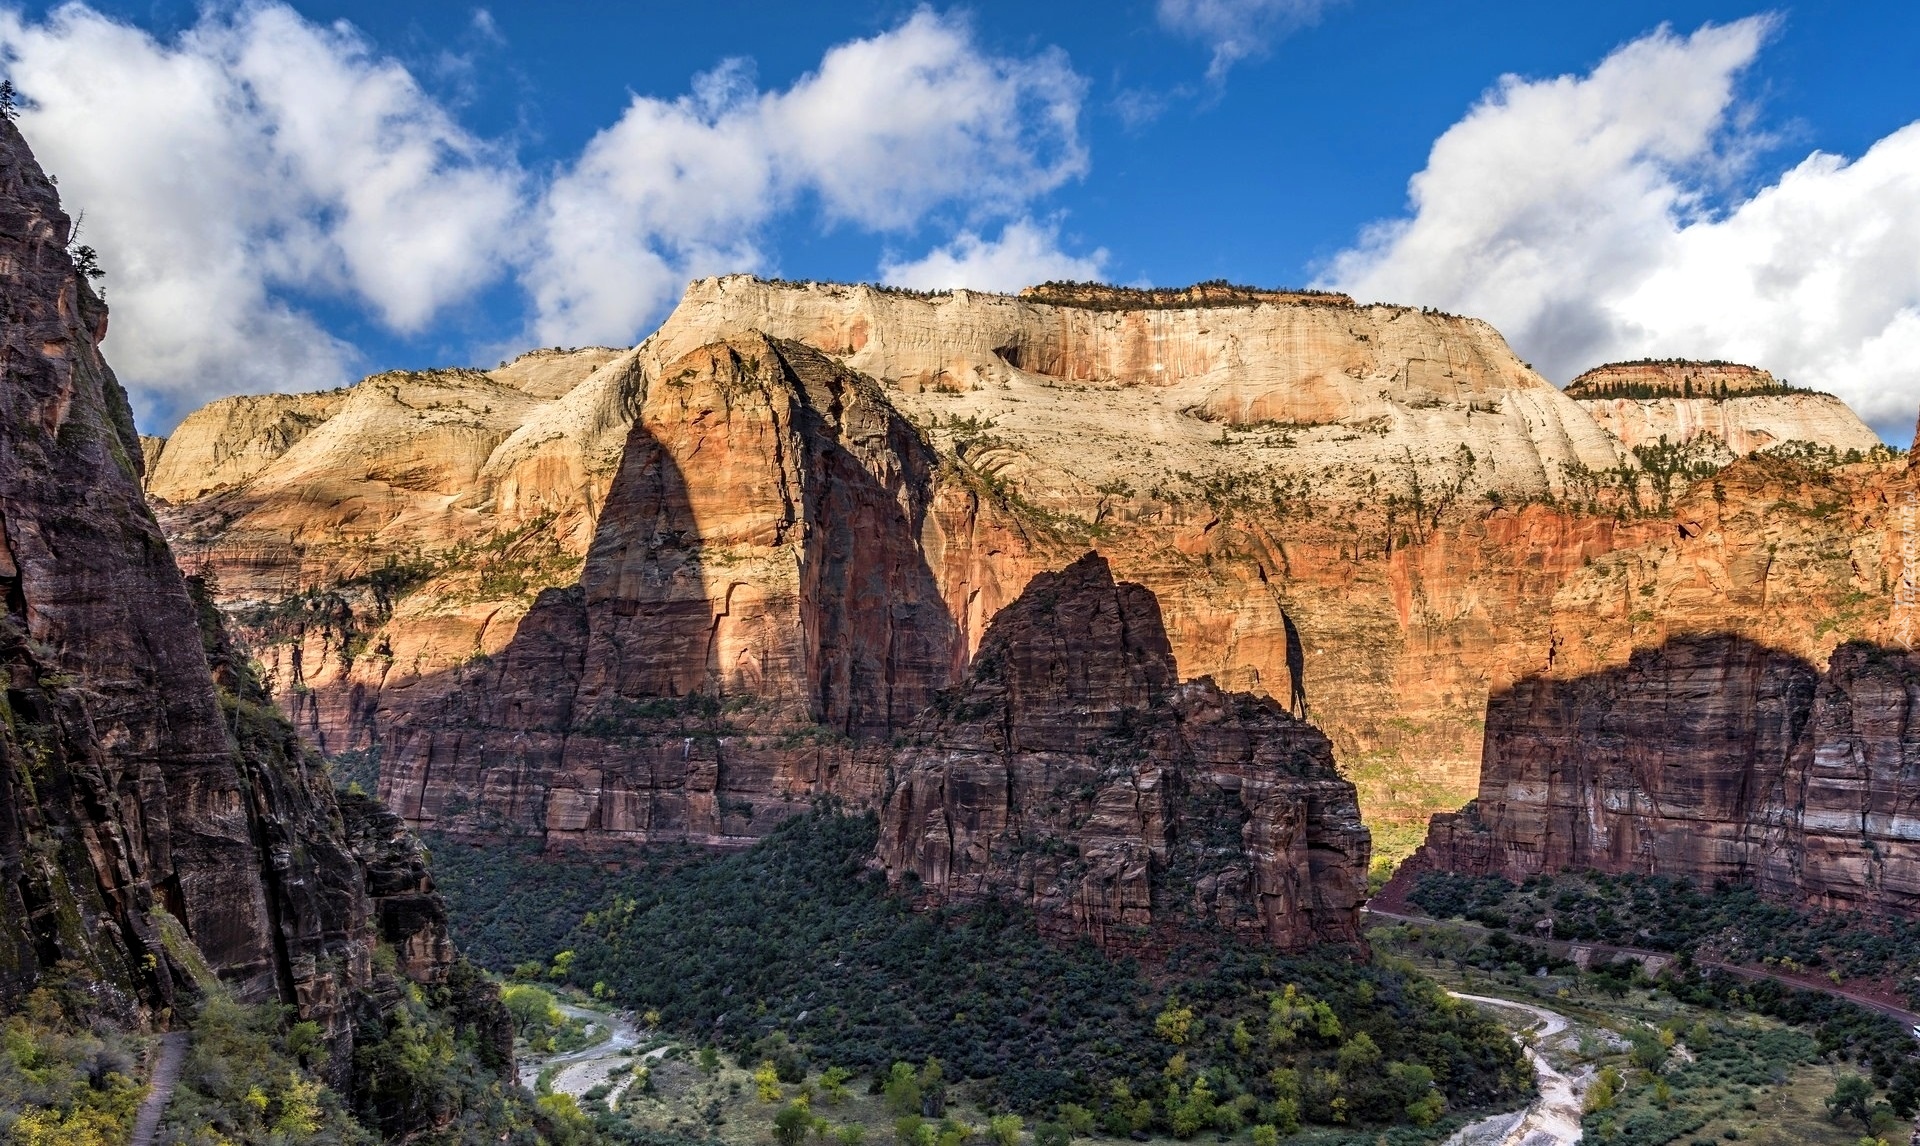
top-left (1410, 634), bottom-right (1920, 917)
top-left (375, 334), bottom-right (991, 843)
top-left (155, 276), bottom-right (1903, 868)
top-left (0, 114), bottom-right (502, 1079)
top-left (878, 553), bottom-right (1369, 951)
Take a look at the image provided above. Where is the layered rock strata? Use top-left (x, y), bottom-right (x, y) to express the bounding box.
top-left (155, 275), bottom-right (1905, 862)
top-left (1411, 635), bottom-right (1920, 917)
top-left (0, 115), bottom-right (501, 1076)
top-left (1565, 360), bottom-right (1790, 399)
top-left (376, 334), bottom-right (980, 843)
top-left (878, 554), bottom-right (1369, 951)
top-left (1567, 360), bottom-right (1881, 457)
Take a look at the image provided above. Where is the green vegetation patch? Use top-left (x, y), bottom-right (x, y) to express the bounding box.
top-left (1405, 870), bottom-right (1920, 1115)
top-left (435, 809), bottom-right (1529, 1136)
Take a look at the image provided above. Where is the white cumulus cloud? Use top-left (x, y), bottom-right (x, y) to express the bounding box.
top-left (1157, 0), bottom-right (1340, 80)
top-left (0, 3), bottom-right (526, 426)
top-left (1, 5), bottom-right (1091, 427)
top-left (880, 218), bottom-right (1106, 293)
top-left (1324, 16), bottom-right (1920, 438)
top-left (526, 9), bottom-right (1088, 347)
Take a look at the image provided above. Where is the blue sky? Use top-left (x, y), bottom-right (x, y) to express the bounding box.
top-left (3, 1), bottom-right (1918, 436)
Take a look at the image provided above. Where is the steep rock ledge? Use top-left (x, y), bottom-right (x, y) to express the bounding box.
top-left (0, 114), bottom-right (505, 1084)
top-left (878, 553), bottom-right (1370, 952)
top-left (1566, 359), bottom-right (1881, 457)
top-left (377, 333), bottom-right (981, 843)
top-left (1408, 634), bottom-right (1920, 918)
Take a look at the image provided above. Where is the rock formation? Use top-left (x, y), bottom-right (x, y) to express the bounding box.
top-left (1409, 634), bottom-right (1920, 919)
top-left (375, 334), bottom-right (973, 843)
top-left (153, 275), bottom-right (1905, 864)
top-left (1567, 360), bottom-right (1881, 457)
top-left (1565, 360), bottom-right (1790, 399)
top-left (0, 114), bottom-right (505, 1084)
top-left (878, 553), bottom-right (1369, 951)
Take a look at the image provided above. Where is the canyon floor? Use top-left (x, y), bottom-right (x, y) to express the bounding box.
top-left (1371, 916), bottom-right (1920, 1146)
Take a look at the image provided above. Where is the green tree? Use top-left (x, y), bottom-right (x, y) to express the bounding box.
top-left (1585, 1066), bottom-right (1621, 1115)
top-left (272, 1073), bottom-right (323, 1134)
top-left (838, 1126), bottom-right (868, 1146)
top-left (1032, 1123), bottom-right (1069, 1146)
top-left (919, 1058), bottom-right (947, 1116)
top-left (1057, 1103), bottom-right (1094, 1137)
top-left (884, 1062), bottom-right (923, 1115)
top-left (1828, 1075), bottom-right (1875, 1126)
top-left (1250, 1125), bottom-right (1278, 1146)
top-left (774, 1101), bottom-right (816, 1146)
top-left (501, 983), bottom-right (563, 1044)
top-left (1155, 1000), bottom-right (1196, 1046)
top-left (538, 1092), bottom-right (594, 1146)
top-left (1336, 1032), bottom-right (1381, 1074)
top-left (700, 1046), bottom-right (722, 1075)
top-left (988, 1113), bottom-right (1023, 1146)
top-left (1267, 984), bottom-right (1340, 1045)
top-left (285, 1020), bottom-right (325, 1068)
top-left (820, 1065), bottom-right (852, 1104)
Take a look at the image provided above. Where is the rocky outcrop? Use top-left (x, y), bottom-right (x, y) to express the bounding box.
top-left (1410, 635), bottom-right (1920, 918)
top-left (1565, 360), bottom-right (1788, 399)
top-left (0, 115), bottom-right (505, 1082)
top-left (657, 276), bottom-right (1626, 487)
top-left (145, 389), bottom-right (349, 502)
top-left (1576, 393), bottom-right (1882, 457)
top-left (878, 554), bottom-right (1369, 951)
top-left (1566, 360), bottom-right (1881, 457)
top-left (376, 334), bottom-right (970, 843)
top-left (1016, 281), bottom-right (1355, 309)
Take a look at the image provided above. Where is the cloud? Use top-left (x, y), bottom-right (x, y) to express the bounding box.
top-left (527, 9), bottom-right (1088, 347)
top-left (1324, 18), bottom-right (1920, 437)
top-left (881, 218), bottom-right (1106, 293)
top-left (0, 5), bottom-right (1090, 426)
top-left (1156, 0), bottom-right (1339, 80)
top-left (0, 3), bottom-right (525, 426)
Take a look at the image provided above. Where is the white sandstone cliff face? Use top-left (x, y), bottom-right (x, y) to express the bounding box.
top-left (636, 276), bottom-right (1631, 506)
top-left (146, 390), bottom-right (350, 502)
top-left (1578, 393), bottom-right (1882, 456)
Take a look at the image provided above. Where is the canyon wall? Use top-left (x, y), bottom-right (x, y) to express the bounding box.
top-left (374, 334), bottom-right (978, 844)
top-left (879, 553), bottom-right (1369, 952)
top-left (0, 115), bottom-right (504, 1080)
top-left (152, 276), bottom-right (1903, 862)
top-left (1411, 634), bottom-right (1920, 918)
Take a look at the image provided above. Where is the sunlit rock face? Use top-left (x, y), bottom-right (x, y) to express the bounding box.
top-left (154, 274), bottom-right (1905, 860)
top-left (1567, 360), bottom-right (1881, 458)
top-left (376, 334), bottom-right (963, 845)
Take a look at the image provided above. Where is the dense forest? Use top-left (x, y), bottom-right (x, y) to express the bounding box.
top-left (429, 810), bottom-right (1529, 1136)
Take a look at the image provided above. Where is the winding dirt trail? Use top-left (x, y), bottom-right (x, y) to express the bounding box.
top-left (130, 1032), bottom-right (189, 1146)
